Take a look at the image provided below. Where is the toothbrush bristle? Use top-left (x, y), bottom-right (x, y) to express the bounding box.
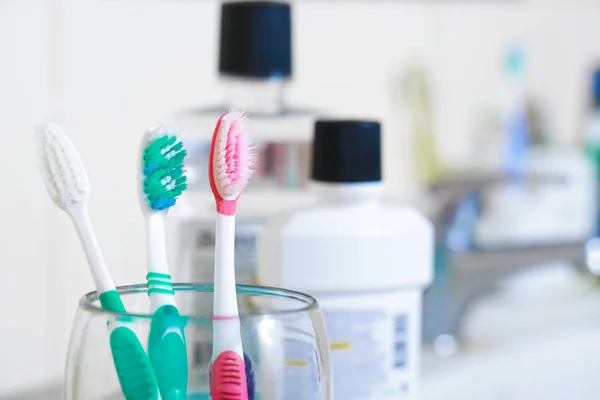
top-left (212, 110), bottom-right (255, 198)
top-left (142, 121), bottom-right (188, 211)
top-left (35, 122), bottom-right (90, 209)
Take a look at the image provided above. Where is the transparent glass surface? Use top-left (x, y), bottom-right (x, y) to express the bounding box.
top-left (65, 284), bottom-right (332, 400)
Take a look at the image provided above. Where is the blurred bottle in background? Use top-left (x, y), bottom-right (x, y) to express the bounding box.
top-left (501, 45), bottom-right (531, 187)
top-left (167, 0), bottom-right (319, 369)
top-left (583, 66), bottom-right (600, 235)
top-left (402, 66), bottom-right (445, 187)
top-left (467, 45), bottom-right (544, 177)
top-left (475, 50), bottom-right (597, 248)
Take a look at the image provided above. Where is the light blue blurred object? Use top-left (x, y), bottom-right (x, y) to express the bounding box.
top-left (501, 45), bottom-right (530, 184)
top-left (504, 45), bottom-right (525, 78)
top-left (444, 191), bottom-right (481, 252)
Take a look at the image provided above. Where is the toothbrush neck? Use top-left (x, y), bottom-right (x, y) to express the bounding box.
top-left (311, 181), bottom-right (383, 205)
top-left (216, 196), bottom-right (239, 216)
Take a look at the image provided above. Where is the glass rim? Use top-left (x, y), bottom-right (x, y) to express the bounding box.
top-left (79, 283), bottom-right (319, 322)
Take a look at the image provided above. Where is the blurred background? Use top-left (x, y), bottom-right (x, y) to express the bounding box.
top-left (5, 0), bottom-right (600, 398)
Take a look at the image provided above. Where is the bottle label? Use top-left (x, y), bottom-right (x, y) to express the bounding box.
top-left (318, 291), bottom-right (420, 400)
top-left (176, 217), bottom-right (264, 284)
top-left (174, 217), bottom-right (265, 368)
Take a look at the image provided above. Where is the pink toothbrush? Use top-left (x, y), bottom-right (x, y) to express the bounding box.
top-left (208, 110), bottom-right (255, 400)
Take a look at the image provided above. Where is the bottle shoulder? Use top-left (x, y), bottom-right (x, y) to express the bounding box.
top-left (259, 201), bottom-right (435, 291)
top-left (263, 202), bottom-right (433, 237)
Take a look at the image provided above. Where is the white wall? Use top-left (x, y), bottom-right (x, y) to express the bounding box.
top-left (2, 0), bottom-right (600, 394)
top-left (0, 0), bottom-right (54, 392)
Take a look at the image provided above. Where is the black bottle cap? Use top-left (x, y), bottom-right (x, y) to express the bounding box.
top-left (311, 120), bottom-right (382, 183)
top-left (219, 1), bottom-right (292, 79)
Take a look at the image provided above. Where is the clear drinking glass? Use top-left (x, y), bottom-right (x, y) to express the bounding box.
top-left (65, 283), bottom-right (332, 400)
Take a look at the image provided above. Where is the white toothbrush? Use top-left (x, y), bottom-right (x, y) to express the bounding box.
top-left (208, 110), bottom-right (255, 400)
top-left (34, 122), bottom-right (159, 400)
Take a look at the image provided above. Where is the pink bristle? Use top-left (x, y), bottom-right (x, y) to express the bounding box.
top-left (225, 120), bottom-right (239, 185)
top-left (213, 110), bottom-right (255, 199)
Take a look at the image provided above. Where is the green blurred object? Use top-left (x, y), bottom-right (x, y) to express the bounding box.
top-left (584, 141), bottom-right (600, 176)
top-left (402, 66), bottom-right (445, 185)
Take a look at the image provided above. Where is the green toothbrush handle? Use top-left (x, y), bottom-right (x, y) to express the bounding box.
top-left (99, 290), bottom-right (159, 400)
top-left (147, 304), bottom-right (188, 400)
top-left (99, 290), bottom-right (127, 313)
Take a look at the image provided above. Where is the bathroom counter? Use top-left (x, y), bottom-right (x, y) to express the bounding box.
top-left (420, 263), bottom-right (600, 399)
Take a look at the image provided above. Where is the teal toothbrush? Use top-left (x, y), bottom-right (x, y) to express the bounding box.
top-left (139, 122), bottom-right (189, 399)
top-left (35, 123), bottom-right (159, 400)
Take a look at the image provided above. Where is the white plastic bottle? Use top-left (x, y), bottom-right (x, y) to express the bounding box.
top-left (258, 120), bottom-right (434, 400)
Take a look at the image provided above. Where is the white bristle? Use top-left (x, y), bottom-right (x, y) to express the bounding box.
top-left (35, 122), bottom-right (90, 209)
top-left (145, 118), bottom-right (178, 142)
top-left (212, 110), bottom-right (255, 198)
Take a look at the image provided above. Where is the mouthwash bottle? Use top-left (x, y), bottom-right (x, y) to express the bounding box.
top-left (258, 120), bottom-right (434, 400)
top-left (166, 0), bottom-right (318, 374)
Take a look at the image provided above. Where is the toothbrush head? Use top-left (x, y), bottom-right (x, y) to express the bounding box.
top-left (141, 122), bottom-right (188, 211)
top-left (208, 110), bottom-right (255, 215)
top-left (35, 122), bottom-right (90, 209)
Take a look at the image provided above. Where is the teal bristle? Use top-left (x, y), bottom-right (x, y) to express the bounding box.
top-left (143, 133), bottom-right (187, 211)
